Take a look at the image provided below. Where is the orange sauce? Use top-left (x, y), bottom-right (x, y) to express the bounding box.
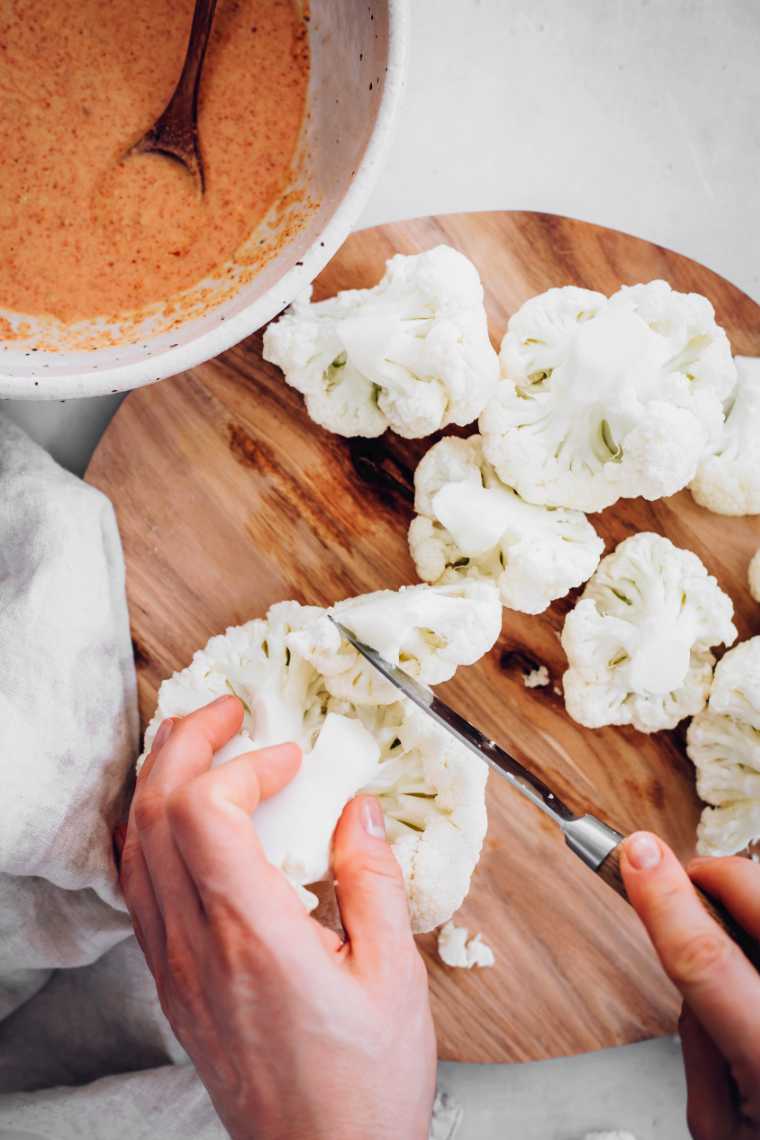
top-left (0, 0), bottom-right (309, 323)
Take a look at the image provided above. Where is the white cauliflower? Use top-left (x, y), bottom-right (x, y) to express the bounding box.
top-left (561, 533), bottom-right (736, 733)
top-left (706, 635), bottom-right (760, 730)
top-left (140, 583), bottom-right (499, 932)
top-left (523, 665), bottom-right (550, 689)
top-left (329, 579), bottom-right (502, 686)
top-left (479, 281), bottom-right (736, 512)
top-left (691, 355), bottom-right (760, 516)
top-left (749, 547), bottom-right (760, 603)
top-left (408, 435), bottom-right (603, 614)
top-left (688, 637), bottom-right (760, 856)
top-left (437, 921), bottom-right (495, 969)
top-left (262, 245), bottom-right (499, 439)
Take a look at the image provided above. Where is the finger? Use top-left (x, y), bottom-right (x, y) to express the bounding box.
top-left (140, 695), bottom-right (244, 793)
top-left (679, 1004), bottom-right (737, 1140)
top-left (185, 741), bottom-right (302, 816)
top-left (132, 715), bottom-right (206, 929)
top-left (688, 856), bottom-right (760, 941)
top-left (621, 832), bottom-right (760, 1075)
top-left (135, 714), bottom-right (177, 783)
top-left (168, 743), bottom-right (312, 934)
top-left (119, 804), bottom-right (166, 972)
top-left (332, 795), bottom-right (415, 973)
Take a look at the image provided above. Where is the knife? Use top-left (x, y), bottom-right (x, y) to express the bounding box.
top-left (331, 618), bottom-right (752, 952)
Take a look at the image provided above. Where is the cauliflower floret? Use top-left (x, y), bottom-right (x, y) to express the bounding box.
top-left (327, 579), bottom-right (502, 686)
top-left (262, 245), bottom-right (499, 439)
top-left (691, 356), bottom-right (760, 516)
top-left (437, 921), bottom-right (495, 968)
top-left (688, 639), bottom-right (760, 856)
top-left (479, 281), bottom-right (736, 512)
top-left (690, 714), bottom-right (760, 805)
top-left (139, 589), bottom-right (494, 932)
top-left (697, 801), bottom-right (760, 859)
top-left (561, 533), bottom-right (736, 733)
top-left (749, 548), bottom-right (760, 603)
top-left (707, 635), bottom-right (760, 731)
top-left (408, 435), bottom-right (603, 614)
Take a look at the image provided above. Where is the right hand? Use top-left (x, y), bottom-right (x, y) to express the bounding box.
top-left (621, 833), bottom-right (760, 1140)
top-left (119, 696), bottom-right (437, 1140)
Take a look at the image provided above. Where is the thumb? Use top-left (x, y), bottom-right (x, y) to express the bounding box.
top-left (332, 795), bottom-right (414, 970)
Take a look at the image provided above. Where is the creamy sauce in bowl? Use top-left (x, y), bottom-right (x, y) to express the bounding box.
top-left (0, 0), bottom-right (309, 324)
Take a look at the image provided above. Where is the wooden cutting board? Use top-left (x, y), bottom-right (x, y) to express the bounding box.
top-left (86, 211), bottom-right (760, 1064)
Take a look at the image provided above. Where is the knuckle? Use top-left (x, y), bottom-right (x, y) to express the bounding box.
top-left (133, 789), bottom-right (166, 834)
top-left (166, 785), bottom-right (202, 831)
top-left (669, 931), bottom-right (733, 989)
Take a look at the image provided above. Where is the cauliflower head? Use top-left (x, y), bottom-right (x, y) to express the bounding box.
top-left (408, 435), bottom-right (604, 614)
top-left (262, 245), bottom-right (499, 439)
top-left (687, 637), bottom-right (760, 856)
top-left (140, 583), bottom-right (499, 932)
top-left (561, 532), bottom-right (736, 733)
top-left (690, 355), bottom-right (760, 516)
top-left (479, 281), bottom-right (736, 512)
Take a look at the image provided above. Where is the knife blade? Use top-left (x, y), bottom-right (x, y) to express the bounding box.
top-left (330, 618), bottom-right (622, 871)
top-left (330, 616), bottom-right (753, 955)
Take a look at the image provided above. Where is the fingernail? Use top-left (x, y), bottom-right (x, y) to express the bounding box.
top-left (152, 718), bottom-right (174, 752)
top-left (626, 832), bottom-right (661, 871)
top-left (361, 797), bottom-right (386, 840)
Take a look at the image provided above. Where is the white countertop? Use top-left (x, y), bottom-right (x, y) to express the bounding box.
top-left (4, 2), bottom-right (759, 1134)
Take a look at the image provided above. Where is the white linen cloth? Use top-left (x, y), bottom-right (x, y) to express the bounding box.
top-left (0, 416), bottom-right (460, 1139)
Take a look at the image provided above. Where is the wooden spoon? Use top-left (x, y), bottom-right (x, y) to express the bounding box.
top-left (128, 0), bottom-right (218, 194)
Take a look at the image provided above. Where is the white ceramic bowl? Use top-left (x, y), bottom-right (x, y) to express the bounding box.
top-left (0, 0), bottom-right (407, 400)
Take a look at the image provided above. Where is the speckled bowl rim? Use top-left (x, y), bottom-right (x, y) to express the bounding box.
top-left (0, 0), bottom-right (408, 401)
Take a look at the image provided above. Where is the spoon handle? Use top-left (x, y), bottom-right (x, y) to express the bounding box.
top-left (174, 0), bottom-right (219, 114)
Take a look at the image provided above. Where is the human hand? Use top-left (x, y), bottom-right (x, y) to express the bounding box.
top-left (119, 695), bottom-right (436, 1140)
top-left (621, 832), bottom-right (760, 1140)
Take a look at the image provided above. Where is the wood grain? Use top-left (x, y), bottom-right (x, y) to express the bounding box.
top-left (86, 211), bottom-right (760, 1063)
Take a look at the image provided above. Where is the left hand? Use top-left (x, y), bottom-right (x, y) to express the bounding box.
top-left (118, 695), bottom-right (436, 1140)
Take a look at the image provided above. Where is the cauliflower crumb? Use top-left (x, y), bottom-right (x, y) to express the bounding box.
top-left (749, 548), bottom-right (760, 604)
top-left (523, 665), bottom-right (550, 688)
top-left (263, 245), bottom-right (499, 440)
top-left (437, 921), bottom-right (495, 969)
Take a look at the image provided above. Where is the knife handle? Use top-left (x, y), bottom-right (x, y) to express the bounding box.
top-left (597, 840), bottom-right (759, 968)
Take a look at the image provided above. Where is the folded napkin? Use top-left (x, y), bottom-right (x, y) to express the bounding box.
top-left (0, 416), bottom-right (460, 1139)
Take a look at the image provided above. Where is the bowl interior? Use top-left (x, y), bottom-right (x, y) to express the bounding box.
top-left (0, 0), bottom-right (401, 398)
